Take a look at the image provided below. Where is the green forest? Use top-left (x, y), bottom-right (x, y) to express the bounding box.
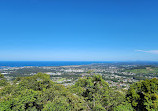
top-left (125, 66), bottom-right (158, 74)
top-left (0, 73), bottom-right (158, 111)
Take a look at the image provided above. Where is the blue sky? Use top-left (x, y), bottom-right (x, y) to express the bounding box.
top-left (0, 0), bottom-right (158, 61)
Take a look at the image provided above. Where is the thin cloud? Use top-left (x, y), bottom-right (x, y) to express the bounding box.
top-left (136, 50), bottom-right (158, 54)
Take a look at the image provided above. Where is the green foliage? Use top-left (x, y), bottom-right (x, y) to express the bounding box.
top-left (17, 72), bottom-right (52, 91)
top-left (0, 73), bottom-right (88, 111)
top-left (0, 73), bottom-right (157, 111)
top-left (11, 89), bottom-right (39, 110)
top-left (0, 79), bottom-right (8, 86)
top-left (114, 102), bottom-right (134, 111)
top-left (43, 92), bottom-right (88, 111)
top-left (0, 73), bottom-right (8, 86)
top-left (0, 73), bottom-right (4, 78)
top-left (126, 67), bottom-right (158, 75)
top-left (71, 75), bottom-right (126, 110)
top-left (126, 78), bottom-right (158, 111)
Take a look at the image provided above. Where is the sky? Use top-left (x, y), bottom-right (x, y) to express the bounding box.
top-left (0, 0), bottom-right (158, 61)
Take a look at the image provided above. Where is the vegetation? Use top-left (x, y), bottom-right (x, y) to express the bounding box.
top-left (126, 78), bottom-right (158, 111)
top-left (125, 66), bottom-right (158, 75)
top-left (0, 73), bottom-right (8, 86)
top-left (0, 72), bottom-right (157, 111)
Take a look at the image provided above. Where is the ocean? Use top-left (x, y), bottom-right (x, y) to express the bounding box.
top-left (0, 61), bottom-right (112, 67)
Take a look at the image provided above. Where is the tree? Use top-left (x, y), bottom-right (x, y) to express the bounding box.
top-left (71, 74), bottom-right (120, 110)
top-left (0, 73), bottom-right (8, 86)
top-left (114, 102), bottom-right (133, 111)
top-left (0, 73), bottom-right (88, 110)
top-left (126, 78), bottom-right (158, 111)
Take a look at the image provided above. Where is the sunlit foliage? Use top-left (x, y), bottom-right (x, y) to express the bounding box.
top-left (0, 73), bottom-right (157, 111)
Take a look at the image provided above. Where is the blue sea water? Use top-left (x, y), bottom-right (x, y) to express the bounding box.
top-left (0, 61), bottom-right (112, 67)
top-left (1, 61), bottom-right (158, 68)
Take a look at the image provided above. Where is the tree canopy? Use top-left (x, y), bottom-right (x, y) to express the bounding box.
top-left (0, 73), bottom-right (157, 111)
top-left (126, 78), bottom-right (158, 111)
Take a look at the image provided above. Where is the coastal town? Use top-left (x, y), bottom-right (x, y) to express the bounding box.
top-left (1, 63), bottom-right (158, 89)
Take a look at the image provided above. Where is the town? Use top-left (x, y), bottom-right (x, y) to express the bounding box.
top-left (1, 63), bottom-right (158, 89)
